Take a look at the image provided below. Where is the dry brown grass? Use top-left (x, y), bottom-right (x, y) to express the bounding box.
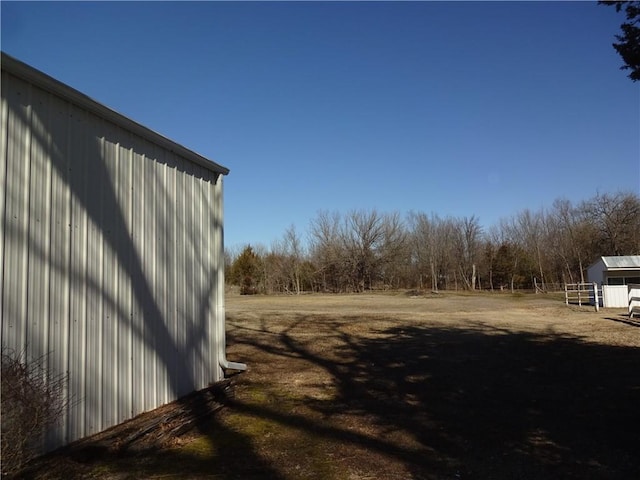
top-left (20, 292), bottom-right (640, 479)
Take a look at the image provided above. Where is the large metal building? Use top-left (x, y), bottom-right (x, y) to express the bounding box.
top-left (1, 52), bottom-right (244, 450)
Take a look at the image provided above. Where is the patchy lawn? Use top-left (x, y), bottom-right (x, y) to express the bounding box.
top-left (19, 292), bottom-right (640, 479)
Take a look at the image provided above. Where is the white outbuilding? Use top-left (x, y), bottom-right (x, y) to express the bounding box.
top-left (1, 52), bottom-right (244, 451)
top-left (587, 256), bottom-right (640, 308)
top-left (587, 256), bottom-right (640, 286)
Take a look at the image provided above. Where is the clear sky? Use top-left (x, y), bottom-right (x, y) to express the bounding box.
top-left (2, 1), bottom-right (639, 251)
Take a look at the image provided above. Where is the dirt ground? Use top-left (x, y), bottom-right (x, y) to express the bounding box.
top-left (19, 292), bottom-right (640, 479)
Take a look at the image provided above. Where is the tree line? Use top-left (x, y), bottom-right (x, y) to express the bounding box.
top-left (226, 191), bottom-right (640, 294)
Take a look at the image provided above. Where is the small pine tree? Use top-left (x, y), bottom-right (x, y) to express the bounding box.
top-left (229, 245), bottom-right (260, 294)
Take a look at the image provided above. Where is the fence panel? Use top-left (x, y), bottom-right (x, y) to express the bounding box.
top-left (565, 283), bottom-right (600, 311)
top-left (629, 284), bottom-right (640, 318)
top-left (602, 285), bottom-right (629, 308)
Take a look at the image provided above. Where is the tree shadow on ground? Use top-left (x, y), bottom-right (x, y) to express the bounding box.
top-left (227, 314), bottom-right (640, 480)
top-left (19, 314), bottom-right (640, 480)
top-left (18, 385), bottom-right (287, 480)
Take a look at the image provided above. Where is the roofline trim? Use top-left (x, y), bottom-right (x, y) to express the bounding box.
top-left (1, 52), bottom-right (229, 176)
top-left (589, 255), bottom-right (640, 270)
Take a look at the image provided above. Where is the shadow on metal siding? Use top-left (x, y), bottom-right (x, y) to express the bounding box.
top-left (1, 71), bottom-right (226, 451)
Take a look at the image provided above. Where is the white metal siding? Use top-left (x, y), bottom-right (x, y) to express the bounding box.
top-left (602, 285), bottom-right (629, 308)
top-left (586, 259), bottom-right (605, 285)
top-left (1, 68), bottom-right (226, 450)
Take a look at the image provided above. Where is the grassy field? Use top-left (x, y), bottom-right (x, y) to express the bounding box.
top-left (22, 292), bottom-right (640, 479)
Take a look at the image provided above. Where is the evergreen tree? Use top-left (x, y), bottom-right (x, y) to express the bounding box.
top-left (229, 245), bottom-right (260, 294)
top-left (600, 1), bottom-right (640, 81)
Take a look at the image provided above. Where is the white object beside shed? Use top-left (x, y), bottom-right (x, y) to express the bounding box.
top-left (1, 52), bottom-right (244, 451)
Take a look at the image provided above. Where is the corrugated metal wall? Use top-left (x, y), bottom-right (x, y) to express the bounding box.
top-left (1, 66), bottom-right (226, 450)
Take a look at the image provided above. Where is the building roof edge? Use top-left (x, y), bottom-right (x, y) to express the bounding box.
top-left (1, 51), bottom-right (229, 176)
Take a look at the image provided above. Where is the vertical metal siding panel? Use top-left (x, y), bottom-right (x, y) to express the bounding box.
top-left (204, 169), bottom-right (216, 384)
top-left (205, 171), bottom-right (216, 381)
top-left (201, 171), bottom-right (209, 382)
top-left (189, 166), bottom-right (202, 389)
top-left (174, 156), bottom-right (187, 394)
top-left (26, 86), bottom-right (51, 377)
top-left (101, 126), bottom-right (119, 429)
top-left (203, 172), bottom-right (219, 382)
top-left (192, 168), bottom-right (202, 388)
top-left (152, 146), bottom-right (164, 406)
top-left (211, 172), bottom-right (221, 381)
top-left (213, 174), bottom-right (225, 382)
top-left (157, 155), bottom-right (170, 402)
top-left (143, 141), bottom-right (157, 412)
top-left (0, 73), bottom-right (8, 343)
top-left (205, 170), bottom-right (220, 383)
top-left (85, 117), bottom-right (105, 436)
top-left (196, 169), bottom-right (205, 388)
top-left (2, 76), bottom-right (31, 356)
top-left (116, 136), bottom-right (133, 423)
top-left (197, 170), bottom-right (208, 383)
top-left (205, 170), bottom-right (215, 384)
top-left (197, 167), bottom-right (212, 387)
top-left (47, 92), bottom-right (72, 447)
top-left (186, 164), bottom-right (195, 392)
top-left (178, 159), bottom-right (187, 392)
top-left (194, 167), bottom-right (204, 388)
top-left (211, 174), bottom-right (219, 380)
top-left (130, 139), bottom-right (145, 415)
top-left (176, 164), bottom-right (187, 387)
top-left (183, 166), bottom-right (195, 388)
top-left (164, 152), bottom-right (178, 397)
top-left (216, 171), bottom-right (224, 382)
top-left (154, 149), bottom-right (169, 406)
top-left (68, 103), bottom-right (89, 442)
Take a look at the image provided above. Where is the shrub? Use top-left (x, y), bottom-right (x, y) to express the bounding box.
top-left (1, 347), bottom-right (67, 476)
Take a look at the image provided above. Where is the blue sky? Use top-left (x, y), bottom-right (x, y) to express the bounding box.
top-left (2, 1), bottom-right (639, 251)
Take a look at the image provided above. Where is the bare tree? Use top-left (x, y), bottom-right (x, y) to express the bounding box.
top-left (232, 191), bottom-right (639, 294)
top-left (252, 243), bottom-right (270, 294)
top-left (282, 224), bottom-right (304, 294)
top-left (491, 219), bottom-right (533, 292)
top-left (309, 209), bottom-right (409, 292)
top-left (581, 191), bottom-right (640, 256)
top-left (408, 213), bottom-right (459, 291)
top-left (376, 212), bottom-right (408, 289)
top-left (547, 198), bottom-right (594, 284)
top-left (342, 210), bottom-right (387, 292)
top-left (435, 217), bottom-right (460, 290)
top-left (481, 239), bottom-right (497, 291)
top-left (408, 211), bottom-right (435, 290)
top-left (452, 216), bottom-right (483, 290)
top-left (514, 209), bottom-right (548, 291)
top-left (309, 211), bottom-right (346, 292)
